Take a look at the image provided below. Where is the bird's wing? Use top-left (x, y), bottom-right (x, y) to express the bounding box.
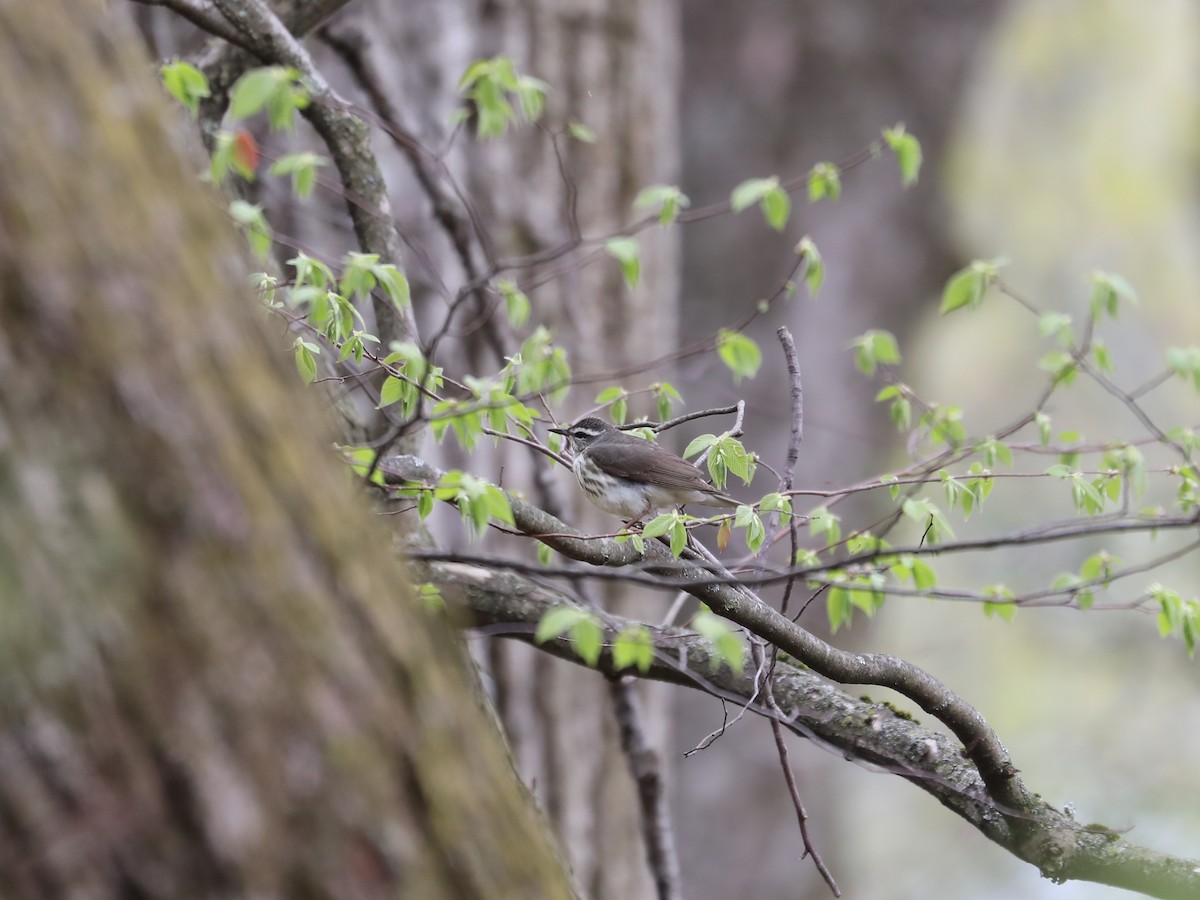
top-left (586, 442), bottom-right (721, 493)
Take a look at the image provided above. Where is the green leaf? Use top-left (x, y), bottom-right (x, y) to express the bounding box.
top-left (910, 558), bottom-right (937, 590)
top-left (977, 436), bottom-right (1013, 469)
top-left (1149, 584), bottom-right (1198, 657)
top-left (730, 176), bottom-right (778, 212)
top-left (882, 124), bottom-right (922, 186)
top-left (1166, 346), bottom-right (1200, 392)
top-left (161, 60), bottom-right (210, 116)
top-left (670, 517), bottom-right (690, 557)
top-left (457, 56), bottom-right (543, 138)
top-left (610, 395), bottom-right (628, 425)
top-left (567, 616), bottom-right (603, 666)
top-left (383, 341), bottom-right (430, 382)
top-left (808, 506), bottom-right (842, 548)
top-left (692, 610), bottom-right (745, 673)
top-left (849, 329), bottom-right (901, 376)
top-left (585, 387), bottom-right (624, 420)
top-left (567, 121), bottom-right (596, 143)
top-left (794, 548), bottom-right (820, 568)
top-left (515, 74), bottom-right (549, 121)
top-left (716, 329), bottom-right (762, 382)
top-left (901, 498), bottom-right (955, 543)
top-left (373, 263), bottom-right (410, 311)
top-left (875, 384), bottom-right (913, 431)
top-left (230, 67), bottom-right (285, 119)
top-left (710, 435), bottom-right (755, 486)
top-left (1089, 271), bottom-right (1138, 319)
top-left (683, 433), bottom-right (717, 459)
top-left (655, 382), bottom-right (682, 420)
top-left (738, 507), bottom-right (765, 552)
top-left (1038, 312), bottom-right (1074, 347)
top-left (642, 513), bottom-right (676, 540)
top-left (514, 327), bottom-right (571, 400)
top-left (409, 484), bottom-right (431, 519)
top-left (1035, 412), bottom-right (1052, 445)
top-left (268, 151), bottom-right (328, 199)
top-left (827, 586), bottom-right (852, 632)
top-left (293, 337), bottom-right (320, 383)
top-left (228, 200), bottom-right (272, 259)
top-left (1081, 550), bottom-right (1121, 585)
top-left (983, 586), bottom-right (1017, 620)
top-left (339, 251), bottom-right (380, 300)
top-left (634, 184), bottom-right (690, 227)
top-left (613, 626), bottom-right (655, 672)
top-left (794, 236), bottom-right (824, 298)
top-left (497, 278), bottom-right (531, 327)
top-left (604, 236), bottom-right (641, 288)
top-left (483, 484), bottom-right (514, 526)
top-left (807, 162), bottom-right (841, 201)
top-left (940, 258), bottom-right (1006, 314)
top-left (761, 185), bottom-right (791, 231)
top-left (758, 491), bottom-right (792, 521)
top-left (230, 66), bottom-right (307, 130)
top-left (378, 375), bottom-right (409, 409)
top-left (1068, 472), bottom-right (1105, 515)
top-left (437, 471), bottom-right (509, 535)
top-left (535, 605), bottom-right (591, 643)
top-left (920, 404), bottom-right (965, 450)
top-left (1039, 350), bottom-right (1078, 386)
top-left (289, 252), bottom-right (335, 290)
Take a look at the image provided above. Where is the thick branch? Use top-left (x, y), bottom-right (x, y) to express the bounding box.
top-left (424, 558), bottom-right (1200, 900)
top-left (202, 0), bottom-right (416, 347)
top-left (381, 452), bottom-right (1025, 804)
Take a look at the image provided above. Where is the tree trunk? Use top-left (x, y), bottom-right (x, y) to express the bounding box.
top-left (0, 3), bottom-right (575, 897)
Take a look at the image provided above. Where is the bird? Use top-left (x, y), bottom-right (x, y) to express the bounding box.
top-left (549, 416), bottom-right (739, 523)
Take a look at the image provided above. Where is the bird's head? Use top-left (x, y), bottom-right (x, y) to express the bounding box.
top-left (548, 416), bottom-right (616, 451)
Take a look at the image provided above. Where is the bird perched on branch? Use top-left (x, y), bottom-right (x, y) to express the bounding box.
top-left (549, 416), bottom-right (738, 523)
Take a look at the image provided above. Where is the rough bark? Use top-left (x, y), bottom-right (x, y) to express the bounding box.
top-left (0, 3), bottom-right (575, 897)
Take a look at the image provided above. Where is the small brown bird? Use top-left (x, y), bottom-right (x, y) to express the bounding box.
top-left (549, 416), bottom-right (738, 522)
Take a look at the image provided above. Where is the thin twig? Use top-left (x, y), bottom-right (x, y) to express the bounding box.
top-left (622, 405), bottom-right (740, 433)
top-left (768, 717), bottom-right (840, 895)
top-left (610, 678), bottom-right (682, 900)
top-left (775, 326), bottom-right (804, 618)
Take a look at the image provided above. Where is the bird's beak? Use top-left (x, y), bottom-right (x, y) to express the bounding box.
top-left (548, 425), bottom-right (568, 435)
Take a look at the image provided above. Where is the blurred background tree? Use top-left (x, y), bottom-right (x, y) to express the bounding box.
top-left (672, 2), bottom-right (1200, 898)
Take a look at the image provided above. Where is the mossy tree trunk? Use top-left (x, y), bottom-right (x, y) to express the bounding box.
top-left (0, 2), bottom-right (575, 897)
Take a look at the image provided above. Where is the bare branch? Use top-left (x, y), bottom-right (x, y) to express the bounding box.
top-left (615, 404), bottom-right (739, 433)
top-left (769, 716), bottom-right (838, 896)
top-left (609, 678), bottom-right (682, 900)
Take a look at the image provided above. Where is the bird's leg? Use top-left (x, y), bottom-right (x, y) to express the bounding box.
top-left (624, 499), bottom-right (654, 529)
